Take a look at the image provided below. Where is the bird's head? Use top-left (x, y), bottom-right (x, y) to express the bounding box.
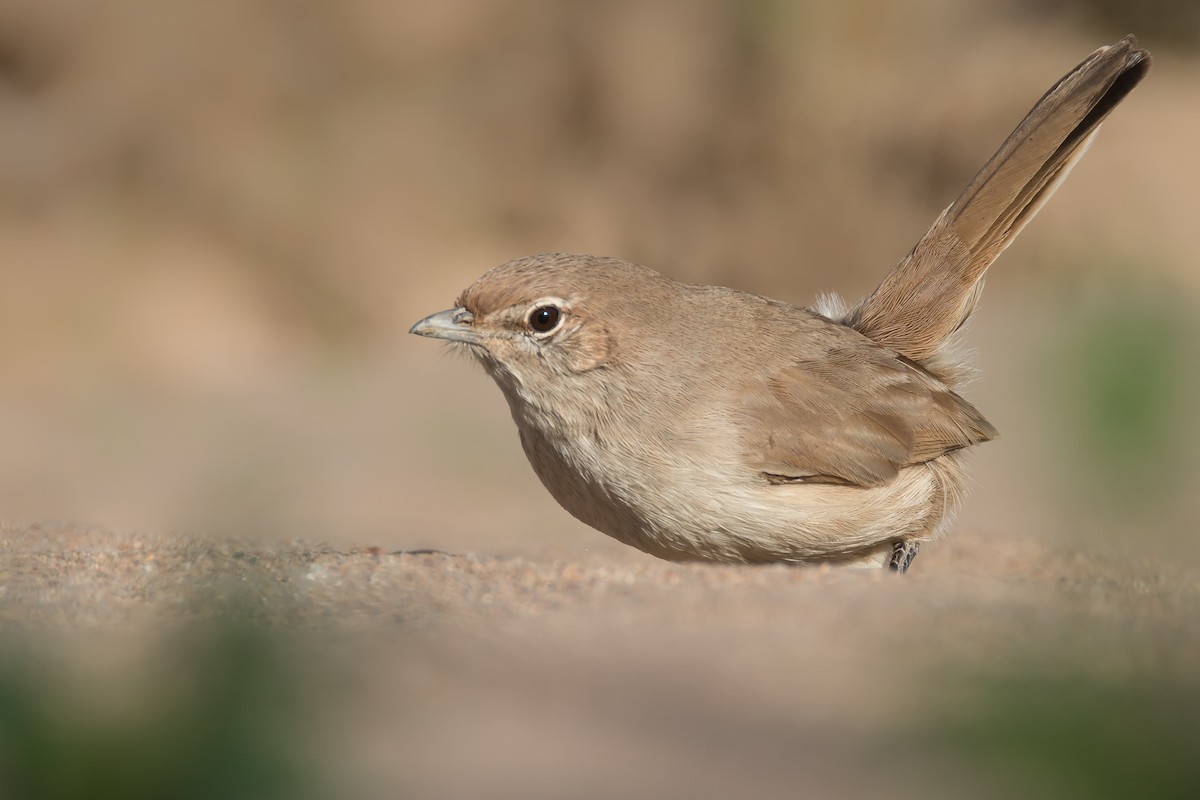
top-left (410, 254), bottom-right (664, 411)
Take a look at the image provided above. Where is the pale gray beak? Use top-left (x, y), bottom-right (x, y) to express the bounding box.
top-left (409, 307), bottom-right (480, 344)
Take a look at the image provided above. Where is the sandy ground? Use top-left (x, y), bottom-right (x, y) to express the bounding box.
top-left (3, 521), bottom-right (1197, 798)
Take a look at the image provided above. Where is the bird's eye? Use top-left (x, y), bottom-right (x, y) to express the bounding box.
top-left (527, 304), bottom-right (562, 333)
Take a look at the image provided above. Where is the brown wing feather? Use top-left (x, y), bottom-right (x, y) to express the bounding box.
top-left (741, 345), bottom-right (997, 487)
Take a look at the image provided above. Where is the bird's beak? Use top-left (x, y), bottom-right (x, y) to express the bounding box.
top-left (409, 307), bottom-right (481, 344)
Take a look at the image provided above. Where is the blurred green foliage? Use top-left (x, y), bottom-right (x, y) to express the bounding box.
top-left (0, 620), bottom-right (320, 800)
top-left (928, 668), bottom-right (1200, 799)
top-left (1041, 270), bottom-right (1199, 523)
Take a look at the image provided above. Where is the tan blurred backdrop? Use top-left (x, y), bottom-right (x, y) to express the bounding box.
top-left (0, 0), bottom-right (1196, 563)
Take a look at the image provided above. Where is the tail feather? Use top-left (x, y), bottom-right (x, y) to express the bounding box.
top-left (844, 36), bottom-right (1151, 365)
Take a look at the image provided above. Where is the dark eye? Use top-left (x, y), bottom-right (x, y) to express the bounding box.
top-left (527, 304), bottom-right (562, 333)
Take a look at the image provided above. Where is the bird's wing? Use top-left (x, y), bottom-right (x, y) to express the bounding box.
top-left (737, 343), bottom-right (997, 487)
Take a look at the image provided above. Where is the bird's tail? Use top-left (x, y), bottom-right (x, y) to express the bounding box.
top-left (844, 36), bottom-right (1151, 366)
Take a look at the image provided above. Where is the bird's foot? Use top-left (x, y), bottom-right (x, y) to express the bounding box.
top-left (888, 541), bottom-right (919, 573)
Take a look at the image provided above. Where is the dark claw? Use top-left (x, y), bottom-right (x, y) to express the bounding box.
top-left (889, 541), bottom-right (920, 573)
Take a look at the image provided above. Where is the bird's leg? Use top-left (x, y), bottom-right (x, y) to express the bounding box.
top-left (889, 541), bottom-right (920, 573)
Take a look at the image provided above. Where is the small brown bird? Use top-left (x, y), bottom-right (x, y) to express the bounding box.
top-left (411, 37), bottom-right (1150, 571)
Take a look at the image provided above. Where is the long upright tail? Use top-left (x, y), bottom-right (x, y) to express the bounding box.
top-left (844, 36), bottom-right (1151, 366)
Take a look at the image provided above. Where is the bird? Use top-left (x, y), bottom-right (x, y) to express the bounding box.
top-left (411, 36), bottom-right (1151, 572)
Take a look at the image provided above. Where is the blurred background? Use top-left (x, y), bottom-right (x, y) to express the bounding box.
top-left (0, 0), bottom-right (1196, 556)
top-left (0, 0), bottom-right (1190, 556)
top-left (1, 0), bottom-right (1198, 798)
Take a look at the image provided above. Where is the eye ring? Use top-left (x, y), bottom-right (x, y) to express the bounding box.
top-left (527, 304), bottom-right (563, 334)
